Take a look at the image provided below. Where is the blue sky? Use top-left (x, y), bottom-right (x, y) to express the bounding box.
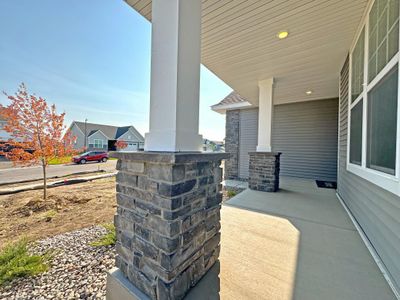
top-left (0, 0), bottom-right (231, 141)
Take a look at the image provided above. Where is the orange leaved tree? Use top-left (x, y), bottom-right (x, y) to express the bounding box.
top-left (0, 83), bottom-right (76, 200)
top-left (115, 140), bottom-right (128, 150)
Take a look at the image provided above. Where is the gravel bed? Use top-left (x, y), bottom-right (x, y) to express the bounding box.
top-left (0, 226), bottom-right (116, 300)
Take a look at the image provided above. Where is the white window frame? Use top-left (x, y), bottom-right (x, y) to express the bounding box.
top-left (94, 139), bottom-right (104, 149)
top-left (347, 0), bottom-right (400, 196)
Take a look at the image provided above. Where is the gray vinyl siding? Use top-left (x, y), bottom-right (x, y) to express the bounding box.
top-left (118, 128), bottom-right (145, 143)
top-left (88, 131), bottom-right (108, 150)
top-left (272, 98), bottom-right (338, 181)
top-left (69, 123), bottom-right (85, 150)
top-left (238, 109), bottom-right (258, 179)
top-left (338, 56), bottom-right (400, 291)
top-left (236, 100), bottom-right (338, 180)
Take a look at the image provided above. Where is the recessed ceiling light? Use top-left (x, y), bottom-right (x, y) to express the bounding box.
top-left (277, 31), bottom-right (289, 39)
top-left (306, 90), bottom-right (313, 95)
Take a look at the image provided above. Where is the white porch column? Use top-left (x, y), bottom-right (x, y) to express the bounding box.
top-left (256, 78), bottom-right (274, 152)
top-left (144, 0), bottom-right (203, 152)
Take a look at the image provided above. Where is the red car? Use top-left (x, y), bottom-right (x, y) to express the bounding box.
top-left (72, 151), bottom-right (109, 164)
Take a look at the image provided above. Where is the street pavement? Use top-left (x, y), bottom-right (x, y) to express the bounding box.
top-left (0, 160), bottom-right (117, 185)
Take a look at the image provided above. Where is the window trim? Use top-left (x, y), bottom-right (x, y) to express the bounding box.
top-left (93, 139), bottom-right (104, 149)
top-left (347, 0), bottom-right (400, 196)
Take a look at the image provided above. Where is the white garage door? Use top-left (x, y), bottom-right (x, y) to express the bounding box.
top-left (124, 142), bottom-right (138, 151)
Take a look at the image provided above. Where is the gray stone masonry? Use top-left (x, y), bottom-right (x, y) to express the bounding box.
top-left (224, 110), bottom-right (240, 180)
top-left (111, 152), bottom-right (229, 300)
top-left (248, 152), bottom-right (281, 192)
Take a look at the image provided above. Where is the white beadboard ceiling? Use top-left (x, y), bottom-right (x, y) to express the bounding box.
top-left (125, 0), bottom-right (368, 105)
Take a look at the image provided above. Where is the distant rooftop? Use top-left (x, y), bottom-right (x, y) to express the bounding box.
top-left (72, 121), bottom-right (144, 141)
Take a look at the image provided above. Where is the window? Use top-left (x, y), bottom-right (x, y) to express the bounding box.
top-left (367, 65), bottom-right (398, 174)
top-left (350, 101), bottom-right (363, 165)
top-left (94, 139), bottom-right (104, 149)
top-left (348, 0), bottom-right (400, 195)
top-left (352, 28), bottom-right (365, 102)
top-left (368, 0), bottom-right (399, 82)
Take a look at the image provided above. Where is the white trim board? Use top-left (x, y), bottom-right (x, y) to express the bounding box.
top-left (347, 0), bottom-right (400, 196)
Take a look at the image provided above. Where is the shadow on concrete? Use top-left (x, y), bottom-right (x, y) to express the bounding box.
top-left (186, 262), bottom-right (221, 300)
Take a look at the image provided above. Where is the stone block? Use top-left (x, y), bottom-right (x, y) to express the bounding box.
top-left (134, 236), bottom-right (159, 261)
top-left (147, 164), bottom-right (185, 182)
top-left (152, 233), bottom-right (180, 254)
top-left (147, 215), bottom-right (180, 237)
top-left (117, 161), bottom-right (145, 173)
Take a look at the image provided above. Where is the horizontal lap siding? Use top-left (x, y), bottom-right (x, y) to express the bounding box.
top-left (239, 109), bottom-right (258, 179)
top-left (338, 56), bottom-right (400, 291)
top-left (237, 99), bottom-right (338, 181)
top-left (272, 98), bottom-right (338, 181)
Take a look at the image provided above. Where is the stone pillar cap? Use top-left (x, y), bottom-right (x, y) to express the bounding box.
top-left (248, 152), bottom-right (281, 156)
top-left (110, 151), bottom-right (230, 163)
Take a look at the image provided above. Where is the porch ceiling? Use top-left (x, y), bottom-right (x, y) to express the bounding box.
top-left (126, 0), bottom-right (369, 105)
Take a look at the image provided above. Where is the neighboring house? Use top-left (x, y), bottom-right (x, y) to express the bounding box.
top-left (68, 121), bottom-right (144, 152)
top-left (0, 116), bottom-right (12, 141)
top-left (202, 139), bottom-right (224, 152)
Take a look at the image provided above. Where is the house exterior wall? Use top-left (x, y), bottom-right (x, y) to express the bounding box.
top-left (224, 110), bottom-right (240, 179)
top-left (117, 128), bottom-right (145, 143)
top-left (69, 123), bottom-right (85, 150)
top-left (117, 128), bottom-right (145, 151)
top-left (88, 131), bottom-right (108, 151)
top-left (239, 109), bottom-right (258, 179)
top-left (272, 98), bottom-right (338, 181)
top-left (230, 98), bottom-right (338, 181)
top-left (338, 56), bottom-right (400, 291)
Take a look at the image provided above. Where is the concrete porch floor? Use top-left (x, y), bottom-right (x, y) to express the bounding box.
top-left (186, 177), bottom-right (396, 300)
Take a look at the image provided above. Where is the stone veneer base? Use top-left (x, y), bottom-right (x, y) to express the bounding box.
top-left (107, 268), bottom-right (150, 300)
top-left (248, 152), bottom-right (281, 192)
top-left (108, 151), bottom-right (229, 300)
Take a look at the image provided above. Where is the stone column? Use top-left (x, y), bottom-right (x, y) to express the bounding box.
top-left (224, 110), bottom-right (240, 180)
top-left (107, 152), bottom-right (228, 300)
top-left (248, 152), bottom-right (281, 192)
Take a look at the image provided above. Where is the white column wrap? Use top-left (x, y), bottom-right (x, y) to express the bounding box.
top-left (256, 78), bottom-right (274, 152)
top-left (145, 0), bottom-right (203, 152)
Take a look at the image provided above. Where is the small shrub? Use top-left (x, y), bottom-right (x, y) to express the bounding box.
top-left (90, 224), bottom-right (116, 247)
top-left (0, 239), bottom-right (49, 286)
top-left (227, 190), bottom-right (237, 198)
top-left (41, 210), bottom-right (57, 222)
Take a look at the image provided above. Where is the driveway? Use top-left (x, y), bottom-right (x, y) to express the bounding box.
top-left (0, 160), bottom-right (117, 185)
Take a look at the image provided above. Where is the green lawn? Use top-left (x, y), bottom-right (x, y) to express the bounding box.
top-left (48, 156), bottom-right (72, 165)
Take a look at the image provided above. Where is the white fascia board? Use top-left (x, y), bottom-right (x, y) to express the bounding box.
top-left (211, 101), bottom-right (253, 114)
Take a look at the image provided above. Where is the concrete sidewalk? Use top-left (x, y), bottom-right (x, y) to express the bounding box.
top-left (0, 172), bottom-right (116, 195)
top-left (186, 177), bottom-right (396, 300)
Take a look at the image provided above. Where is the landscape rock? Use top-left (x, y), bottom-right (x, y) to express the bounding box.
top-left (0, 226), bottom-right (115, 300)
